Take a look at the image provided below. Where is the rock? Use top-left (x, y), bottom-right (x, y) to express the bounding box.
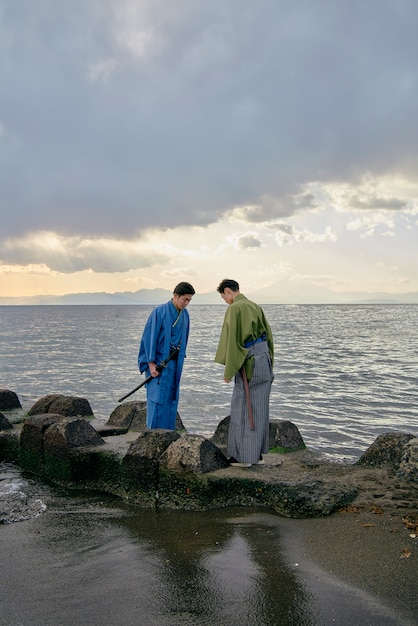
top-left (107, 401), bottom-right (147, 429)
top-left (43, 417), bottom-right (105, 481)
top-left (44, 417), bottom-right (104, 454)
top-left (397, 438), bottom-right (418, 482)
top-left (19, 414), bottom-right (105, 479)
top-left (211, 416), bottom-right (230, 448)
top-left (26, 394), bottom-right (62, 415)
top-left (156, 446), bottom-right (357, 515)
top-left (126, 429), bottom-right (181, 460)
top-left (268, 420), bottom-right (306, 450)
top-left (2, 416), bottom-right (418, 517)
top-left (107, 401), bottom-right (185, 431)
top-left (27, 394), bottom-right (94, 418)
top-left (356, 432), bottom-right (415, 471)
top-left (0, 429), bottom-right (19, 461)
top-left (260, 477), bottom-right (358, 518)
top-left (0, 389), bottom-right (22, 411)
top-left (19, 414), bottom-right (63, 473)
top-left (122, 430), bottom-right (181, 503)
top-left (211, 416), bottom-right (305, 452)
top-left (0, 413), bottom-right (13, 430)
top-left (21, 414), bottom-right (63, 447)
top-left (160, 433), bottom-right (229, 474)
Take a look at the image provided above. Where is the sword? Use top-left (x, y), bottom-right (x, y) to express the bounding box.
top-left (118, 346), bottom-right (180, 402)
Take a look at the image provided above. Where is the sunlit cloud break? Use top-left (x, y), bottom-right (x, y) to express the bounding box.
top-left (2, 232), bottom-right (169, 274)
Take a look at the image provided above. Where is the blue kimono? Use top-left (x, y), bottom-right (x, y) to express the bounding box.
top-left (138, 300), bottom-right (190, 429)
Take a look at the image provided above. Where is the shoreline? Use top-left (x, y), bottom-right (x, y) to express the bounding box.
top-left (279, 507), bottom-right (418, 625)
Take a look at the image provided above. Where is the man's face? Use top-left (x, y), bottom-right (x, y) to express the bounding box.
top-left (173, 293), bottom-right (193, 309)
top-left (220, 288), bottom-right (234, 305)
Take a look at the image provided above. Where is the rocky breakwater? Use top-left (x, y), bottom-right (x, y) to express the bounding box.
top-left (1, 389), bottom-right (418, 519)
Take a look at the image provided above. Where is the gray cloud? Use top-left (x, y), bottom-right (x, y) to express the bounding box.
top-left (237, 234), bottom-right (262, 249)
top-left (349, 195), bottom-right (407, 212)
top-left (1, 234), bottom-right (168, 273)
top-left (269, 222), bottom-right (294, 235)
top-left (1, 0), bottom-right (418, 242)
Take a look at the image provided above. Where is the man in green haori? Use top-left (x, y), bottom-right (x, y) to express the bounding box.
top-left (215, 279), bottom-right (274, 467)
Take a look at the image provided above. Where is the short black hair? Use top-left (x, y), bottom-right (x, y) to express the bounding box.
top-left (173, 282), bottom-right (196, 296)
top-left (217, 279), bottom-right (239, 293)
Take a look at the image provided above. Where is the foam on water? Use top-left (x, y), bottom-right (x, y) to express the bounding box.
top-left (0, 464), bottom-right (47, 523)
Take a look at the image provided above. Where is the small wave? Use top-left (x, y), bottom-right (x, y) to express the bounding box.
top-left (0, 468), bottom-right (47, 524)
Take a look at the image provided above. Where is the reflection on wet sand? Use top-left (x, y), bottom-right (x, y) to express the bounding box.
top-left (121, 509), bottom-right (311, 625)
top-left (1, 485), bottom-right (313, 625)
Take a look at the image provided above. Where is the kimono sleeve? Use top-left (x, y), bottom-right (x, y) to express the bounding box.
top-left (138, 306), bottom-right (164, 374)
top-left (214, 306), bottom-right (248, 380)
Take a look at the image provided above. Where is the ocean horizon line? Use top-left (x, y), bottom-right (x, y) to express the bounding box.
top-left (2, 301), bottom-right (418, 307)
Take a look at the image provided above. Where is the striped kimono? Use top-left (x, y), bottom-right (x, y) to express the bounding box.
top-left (214, 294), bottom-right (274, 465)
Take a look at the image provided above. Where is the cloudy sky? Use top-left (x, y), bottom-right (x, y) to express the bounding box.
top-left (1, 0), bottom-right (418, 302)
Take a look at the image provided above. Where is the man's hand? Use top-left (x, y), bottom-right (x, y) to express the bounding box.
top-left (149, 362), bottom-right (160, 377)
top-left (224, 378), bottom-right (231, 383)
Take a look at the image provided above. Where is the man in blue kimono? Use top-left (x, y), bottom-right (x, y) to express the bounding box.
top-left (138, 282), bottom-right (195, 429)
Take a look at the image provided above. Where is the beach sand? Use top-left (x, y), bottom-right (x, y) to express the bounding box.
top-left (259, 449), bottom-right (418, 624)
top-left (279, 507), bottom-right (418, 625)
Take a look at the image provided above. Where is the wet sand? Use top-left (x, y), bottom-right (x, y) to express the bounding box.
top-left (279, 508), bottom-right (418, 625)
top-left (1, 494), bottom-right (417, 626)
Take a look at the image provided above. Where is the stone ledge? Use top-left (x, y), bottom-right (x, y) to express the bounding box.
top-left (0, 414), bottom-right (418, 518)
top-left (1, 396), bottom-right (417, 519)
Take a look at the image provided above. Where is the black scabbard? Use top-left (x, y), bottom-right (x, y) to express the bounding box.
top-left (118, 346), bottom-right (180, 403)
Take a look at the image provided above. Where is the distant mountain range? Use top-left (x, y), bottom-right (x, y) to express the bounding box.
top-left (1, 282), bottom-right (418, 305)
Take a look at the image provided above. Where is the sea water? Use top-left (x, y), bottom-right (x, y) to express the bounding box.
top-left (1, 303), bottom-right (418, 462)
